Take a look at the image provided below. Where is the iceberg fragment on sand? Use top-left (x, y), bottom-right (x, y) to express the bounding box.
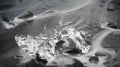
top-left (15, 27), bottom-right (92, 64)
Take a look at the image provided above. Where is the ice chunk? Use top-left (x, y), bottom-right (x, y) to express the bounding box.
top-left (15, 27), bottom-right (92, 64)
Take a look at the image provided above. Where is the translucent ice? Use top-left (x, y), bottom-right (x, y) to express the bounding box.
top-left (15, 27), bottom-right (92, 63)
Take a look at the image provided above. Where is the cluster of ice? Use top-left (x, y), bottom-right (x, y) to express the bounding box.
top-left (15, 27), bottom-right (92, 63)
top-left (15, 35), bottom-right (56, 60)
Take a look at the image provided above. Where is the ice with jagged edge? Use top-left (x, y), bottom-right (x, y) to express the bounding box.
top-left (15, 27), bottom-right (92, 63)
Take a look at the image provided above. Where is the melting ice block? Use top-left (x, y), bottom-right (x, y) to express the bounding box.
top-left (15, 27), bottom-right (92, 64)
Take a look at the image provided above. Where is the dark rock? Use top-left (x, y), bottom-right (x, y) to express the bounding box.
top-left (107, 22), bottom-right (118, 29)
top-left (42, 8), bottom-right (47, 10)
top-left (103, 61), bottom-right (110, 65)
top-left (95, 51), bottom-right (106, 56)
top-left (0, 15), bottom-right (16, 27)
top-left (113, 58), bottom-right (120, 62)
top-left (99, 4), bottom-right (104, 7)
top-left (56, 40), bottom-right (65, 47)
top-left (107, 3), bottom-right (115, 11)
top-left (55, 40), bottom-right (65, 54)
top-left (14, 55), bottom-right (23, 58)
top-left (35, 53), bottom-right (48, 65)
top-left (1, 15), bottom-right (9, 22)
top-left (14, 55), bottom-right (24, 61)
top-left (18, 11), bottom-right (33, 19)
top-left (89, 56), bottom-right (99, 64)
top-left (64, 48), bottom-right (82, 55)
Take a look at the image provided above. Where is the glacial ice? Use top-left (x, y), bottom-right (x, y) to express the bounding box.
top-left (15, 27), bottom-right (92, 63)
